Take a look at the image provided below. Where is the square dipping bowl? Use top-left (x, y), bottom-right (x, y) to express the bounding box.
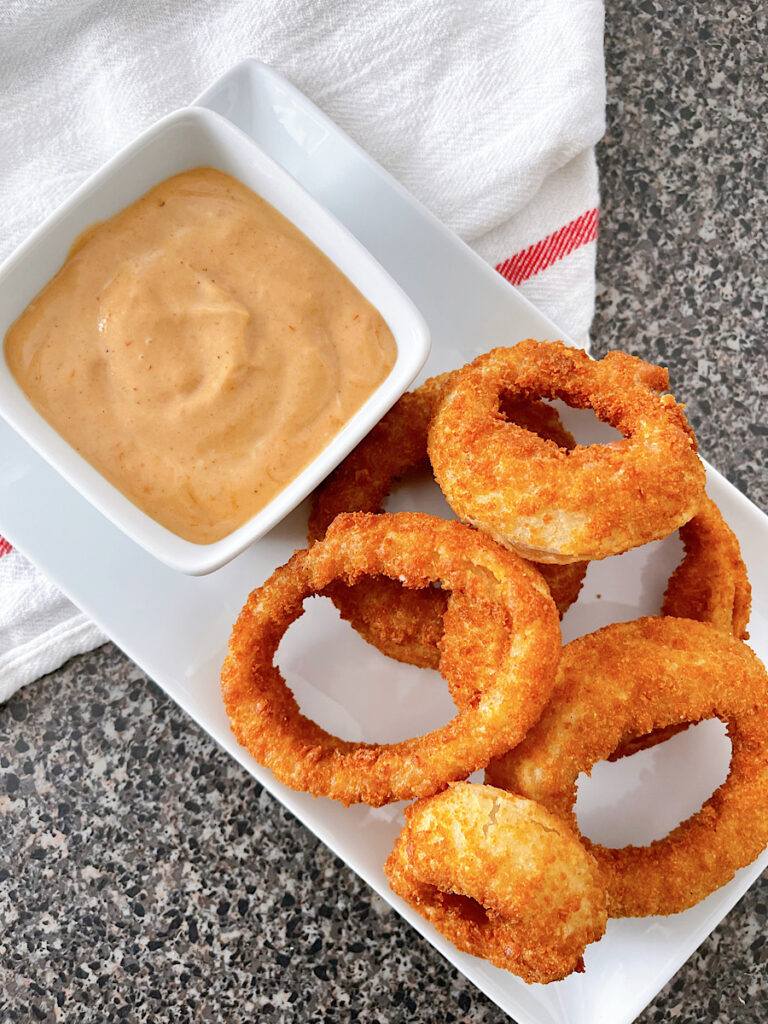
top-left (0, 106), bottom-right (430, 575)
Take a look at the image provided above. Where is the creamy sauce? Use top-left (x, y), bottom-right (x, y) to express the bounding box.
top-left (4, 168), bottom-right (397, 544)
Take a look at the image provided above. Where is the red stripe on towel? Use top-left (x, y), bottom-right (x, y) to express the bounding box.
top-left (0, 536), bottom-right (12, 558)
top-left (495, 207), bottom-right (599, 287)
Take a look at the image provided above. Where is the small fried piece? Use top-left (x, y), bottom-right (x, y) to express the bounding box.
top-left (428, 340), bottom-right (705, 563)
top-left (309, 373), bottom-right (586, 669)
top-left (487, 617), bottom-right (768, 917)
top-left (222, 512), bottom-right (560, 806)
top-left (384, 783), bottom-right (607, 982)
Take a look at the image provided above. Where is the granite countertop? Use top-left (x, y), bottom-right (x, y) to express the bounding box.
top-left (1, 1), bottom-right (766, 1021)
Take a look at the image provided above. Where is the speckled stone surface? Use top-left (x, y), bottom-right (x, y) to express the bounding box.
top-left (1, 1), bottom-right (766, 1022)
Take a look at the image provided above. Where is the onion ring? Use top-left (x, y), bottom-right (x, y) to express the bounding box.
top-left (427, 340), bottom-right (705, 563)
top-left (486, 617), bottom-right (768, 917)
top-left (222, 512), bottom-right (560, 806)
top-left (663, 495), bottom-right (751, 639)
top-left (384, 783), bottom-right (607, 982)
top-left (613, 495), bottom-right (752, 760)
top-left (308, 373), bottom-right (586, 669)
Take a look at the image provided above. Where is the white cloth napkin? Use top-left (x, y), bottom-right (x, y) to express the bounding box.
top-left (0, 545), bottom-right (105, 704)
top-left (0, 0), bottom-right (605, 698)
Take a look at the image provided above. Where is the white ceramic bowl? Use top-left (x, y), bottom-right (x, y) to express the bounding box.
top-left (0, 106), bottom-right (430, 575)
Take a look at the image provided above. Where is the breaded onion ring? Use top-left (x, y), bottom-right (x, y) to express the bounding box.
top-left (222, 512), bottom-right (560, 807)
top-left (663, 495), bottom-right (751, 639)
top-left (613, 496), bottom-right (751, 760)
top-left (308, 373), bottom-right (586, 670)
top-left (486, 617), bottom-right (768, 917)
top-left (428, 340), bottom-right (705, 563)
top-left (384, 783), bottom-right (607, 982)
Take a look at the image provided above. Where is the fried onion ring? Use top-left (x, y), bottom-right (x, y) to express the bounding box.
top-left (428, 340), bottom-right (705, 563)
top-left (486, 617), bottom-right (768, 917)
top-left (663, 495), bottom-right (751, 639)
top-left (612, 496), bottom-right (752, 760)
top-left (384, 783), bottom-right (607, 982)
top-left (222, 512), bottom-right (560, 806)
top-left (308, 373), bottom-right (586, 669)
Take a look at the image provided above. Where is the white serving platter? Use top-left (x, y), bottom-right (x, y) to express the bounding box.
top-left (1, 59), bottom-right (766, 1024)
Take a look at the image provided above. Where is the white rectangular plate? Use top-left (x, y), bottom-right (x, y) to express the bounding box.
top-left (1, 59), bottom-right (766, 1024)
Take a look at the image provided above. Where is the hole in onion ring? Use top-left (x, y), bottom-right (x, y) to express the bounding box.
top-left (535, 398), bottom-right (623, 448)
top-left (575, 718), bottom-right (731, 846)
top-left (383, 463), bottom-right (457, 520)
top-left (276, 594), bottom-right (457, 743)
top-left (495, 392), bottom-right (624, 449)
top-left (561, 532), bottom-right (685, 644)
top-left (430, 887), bottom-right (491, 927)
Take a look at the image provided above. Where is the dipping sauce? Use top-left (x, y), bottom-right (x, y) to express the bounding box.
top-left (4, 168), bottom-right (397, 544)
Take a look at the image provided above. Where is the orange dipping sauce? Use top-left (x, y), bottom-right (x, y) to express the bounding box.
top-left (4, 168), bottom-right (397, 543)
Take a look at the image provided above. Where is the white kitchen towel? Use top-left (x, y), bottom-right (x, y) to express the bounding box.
top-left (0, 0), bottom-right (605, 698)
top-left (0, 543), bottom-right (105, 704)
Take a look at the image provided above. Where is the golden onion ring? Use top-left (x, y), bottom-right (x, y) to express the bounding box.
top-left (613, 496), bottom-right (751, 760)
top-left (486, 617), bottom-right (768, 917)
top-left (428, 340), bottom-right (705, 563)
top-left (384, 783), bottom-right (607, 982)
top-left (222, 512), bottom-right (560, 806)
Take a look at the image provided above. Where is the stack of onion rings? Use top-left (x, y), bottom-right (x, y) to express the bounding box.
top-left (428, 340), bottom-right (706, 563)
top-left (222, 512), bottom-right (560, 807)
top-left (309, 372), bottom-right (587, 669)
top-left (384, 783), bottom-right (607, 982)
top-left (219, 336), bottom-right (764, 981)
top-left (486, 617), bottom-right (768, 917)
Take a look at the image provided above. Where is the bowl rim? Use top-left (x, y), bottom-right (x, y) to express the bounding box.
top-left (0, 105), bottom-right (431, 575)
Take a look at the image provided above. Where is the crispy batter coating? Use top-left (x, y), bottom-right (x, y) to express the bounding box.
top-left (308, 373), bottom-right (586, 669)
top-left (222, 512), bottom-right (560, 806)
top-left (428, 340), bottom-right (706, 563)
top-left (613, 496), bottom-right (752, 760)
top-left (486, 617), bottom-right (768, 917)
top-left (384, 783), bottom-right (607, 982)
